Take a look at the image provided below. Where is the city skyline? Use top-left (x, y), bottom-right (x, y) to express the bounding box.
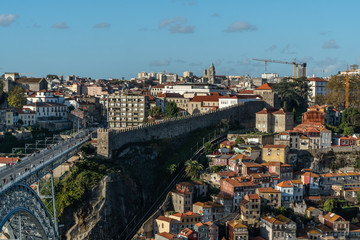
top-left (1, 0), bottom-right (359, 79)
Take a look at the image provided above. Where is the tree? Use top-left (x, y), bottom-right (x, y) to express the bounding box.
top-left (339, 107), bottom-right (360, 134)
top-left (357, 190), bottom-right (360, 203)
top-left (80, 142), bottom-right (96, 155)
top-left (185, 159), bottom-right (204, 179)
top-left (322, 74), bottom-right (360, 110)
top-left (272, 77), bottom-right (311, 112)
top-left (148, 106), bottom-right (161, 117)
top-left (235, 136), bottom-right (245, 145)
top-left (168, 163), bottom-right (178, 174)
top-left (203, 142), bottom-right (215, 154)
top-left (68, 105), bottom-right (75, 112)
top-left (8, 86), bottom-right (27, 108)
top-left (164, 102), bottom-right (180, 118)
top-left (17, 119), bottom-right (23, 126)
top-left (323, 198), bottom-right (337, 212)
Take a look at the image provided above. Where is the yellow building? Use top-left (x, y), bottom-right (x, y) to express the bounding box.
top-left (262, 144), bottom-right (289, 163)
top-left (5, 109), bottom-right (14, 127)
top-left (168, 212), bottom-right (202, 230)
top-left (256, 187), bottom-right (281, 209)
top-left (155, 216), bottom-right (180, 235)
top-left (227, 220), bottom-right (249, 240)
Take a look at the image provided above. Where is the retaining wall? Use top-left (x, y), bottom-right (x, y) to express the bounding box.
top-left (97, 101), bottom-right (264, 158)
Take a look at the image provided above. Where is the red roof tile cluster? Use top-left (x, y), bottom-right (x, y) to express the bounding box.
top-left (263, 144), bottom-right (287, 149)
top-left (255, 83), bottom-right (275, 90)
top-left (190, 95), bottom-right (222, 102)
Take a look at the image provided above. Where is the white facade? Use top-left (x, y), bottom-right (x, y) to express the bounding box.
top-left (219, 96), bottom-right (261, 109)
top-left (162, 84), bottom-right (229, 96)
top-left (17, 109), bottom-right (36, 126)
top-left (183, 71), bottom-right (193, 78)
top-left (308, 78), bottom-right (328, 102)
top-left (27, 91), bottom-right (64, 104)
top-left (261, 73), bottom-right (279, 79)
top-left (23, 102), bottom-right (68, 120)
top-left (275, 181), bottom-right (304, 204)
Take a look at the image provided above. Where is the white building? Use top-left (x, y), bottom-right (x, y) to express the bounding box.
top-left (307, 78), bottom-right (328, 104)
top-left (27, 90), bottom-right (64, 104)
top-left (16, 108), bottom-right (36, 126)
top-left (218, 95), bottom-right (262, 109)
top-left (162, 83), bottom-right (229, 97)
top-left (275, 180), bottom-right (304, 205)
top-left (183, 71), bottom-right (193, 78)
top-left (23, 102), bottom-right (68, 120)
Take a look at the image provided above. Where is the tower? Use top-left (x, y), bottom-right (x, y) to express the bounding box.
top-left (208, 63), bottom-right (216, 84)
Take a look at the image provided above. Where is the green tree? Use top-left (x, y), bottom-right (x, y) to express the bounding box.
top-left (164, 102), bottom-right (180, 118)
top-left (357, 190), bottom-right (360, 203)
top-left (235, 136), bottom-right (245, 145)
top-left (272, 77), bottom-right (311, 112)
top-left (185, 159), bottom-right (204, 179)
top-left (8, 86), bottom-right (27, 108)
top-left (323, 198), bottom-right (336, 212)
top-left (168, 163), bottom-right (178, 174)
top-left (322, 74), bottom-right (360, 110)
top-left (355, 158), bottom-right (360, 169)
top-left (68, 105), bottom-right (75, 111)
top-left (80, 142), bottom-right (96, 156)
top-left (17, 119), bottom-right (23, 126)
top-left (203, 142), bottom-right (215, 154)
top-left (343, 126), bottom-right (355, 136)
top-left (340, 107), bottom-right (360, 133)
top-left (148, 106), bottom-right (161, 117)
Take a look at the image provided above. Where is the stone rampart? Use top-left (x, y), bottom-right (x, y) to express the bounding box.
top-left (97, 101), bottom-right (264, 158)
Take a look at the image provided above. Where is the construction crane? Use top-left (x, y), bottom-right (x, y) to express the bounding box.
top-left (252, 58), bottom-right (307, 78)
top-left (345, 65), bottom-right (349, 109)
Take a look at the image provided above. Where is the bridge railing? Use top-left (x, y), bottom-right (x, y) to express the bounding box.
top-left (0, 136), bottom-right (90, 194)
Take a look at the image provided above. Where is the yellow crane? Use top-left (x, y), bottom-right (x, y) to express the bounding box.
top-left (345, 65), bottom-right (349, 109)
top-left (252, 58), bottom-right (307, 78)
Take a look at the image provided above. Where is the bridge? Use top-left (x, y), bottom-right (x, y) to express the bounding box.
top-left (0, 130), bottom-right (91, 240)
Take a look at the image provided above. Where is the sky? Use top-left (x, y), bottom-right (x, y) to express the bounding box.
top-left (1, 0), bottom-right (359, 79)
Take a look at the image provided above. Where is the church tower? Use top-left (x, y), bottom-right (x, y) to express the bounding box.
top-left (208, 63), bottom-right (216, 84)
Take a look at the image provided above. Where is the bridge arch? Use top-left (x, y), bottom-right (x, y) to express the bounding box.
top-left (0, 184), bottom-right (57, 239)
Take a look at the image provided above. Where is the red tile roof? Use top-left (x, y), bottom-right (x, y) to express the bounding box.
top-left (263, 144), bottom-right (287, 149)
top-left (0, 157), bottom-right (19, 163)
top-left (256, 107), bottom-right (280, 114)
top-left (255, 83), bottom-right (274, 90)
top-left (238, 90), bottom-right (254, 94)
top-left (190, 95), bottom-right (222, 102)
top-left (157, 232), bottom-right (177, 239)
top-left (257, 187), bottom-right (281, 193)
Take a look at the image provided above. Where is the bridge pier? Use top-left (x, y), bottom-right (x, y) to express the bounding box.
top-left (36, 172), bottom-right (59, 238)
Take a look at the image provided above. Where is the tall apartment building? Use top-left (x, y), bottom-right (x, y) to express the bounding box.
top-left (107, 92), bottom-right (148, 128)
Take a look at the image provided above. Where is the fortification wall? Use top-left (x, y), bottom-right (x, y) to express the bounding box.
top-left (97, 101), bottom-right (264, 158)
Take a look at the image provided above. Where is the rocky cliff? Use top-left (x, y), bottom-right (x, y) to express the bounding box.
top-left (60, 126), bottom-right (209, 239)
top-left (63, 171), bottom-right (144, 240)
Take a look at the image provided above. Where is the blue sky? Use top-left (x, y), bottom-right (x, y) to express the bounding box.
top-left (1, 0), bottom-right (359, 79)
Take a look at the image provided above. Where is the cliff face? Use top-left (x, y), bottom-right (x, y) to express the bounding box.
top-left (61, 138), bottom-right (182, 240)
top-left (64, 171), bottom-right (143, 240)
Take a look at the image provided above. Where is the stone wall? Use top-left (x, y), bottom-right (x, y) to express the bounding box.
top-left (97, 101), bottom-right (264, 158)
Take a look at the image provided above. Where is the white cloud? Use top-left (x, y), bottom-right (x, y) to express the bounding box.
top-left (0, 14), bottom-right (18, 27)
top-left (223, 21), bottom-right (257, 33)
top-left (159, 16), bottom-right (187, 28)
top-left (52, 22), bottom-right (69, 29)
top-left (322, 40), bottom-right (339, 49)
top-left (93, 23), bottom-right (111, 29)
top-left (169, 24), bottom-right (194, 33)
top-left (149, 59), bottom-right (172, 67)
